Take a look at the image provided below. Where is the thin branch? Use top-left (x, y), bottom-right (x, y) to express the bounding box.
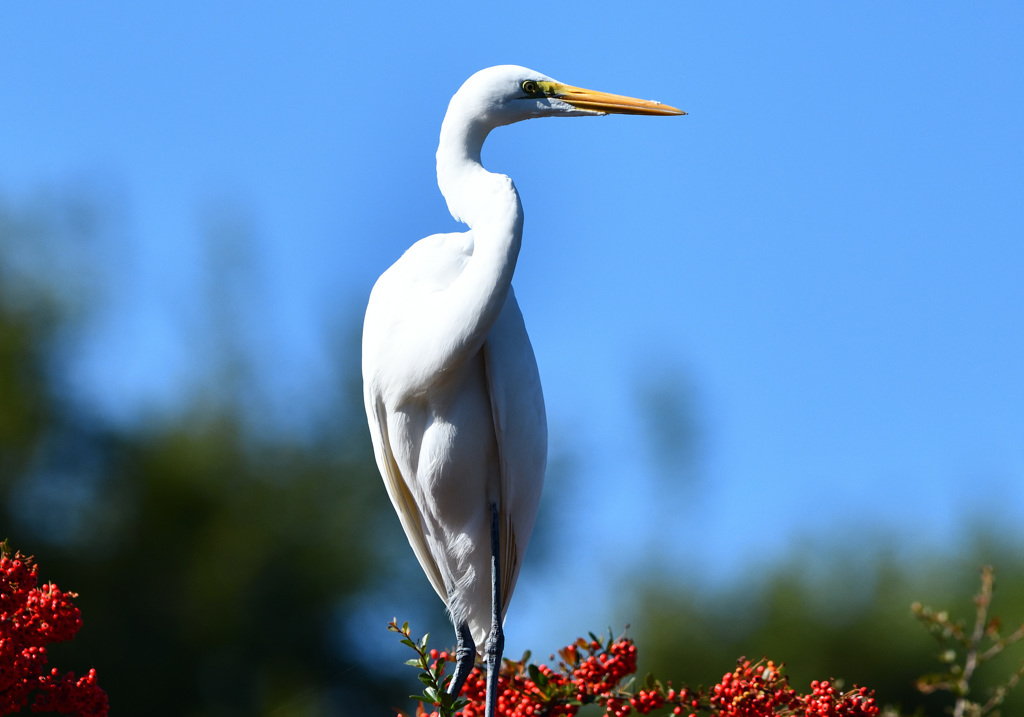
top-left (954, 566), bottom-right (994, 717)
top-left (978, 660), bottom-right (1024, 716)
top-left (979, 622), bottom-right (1024, 663)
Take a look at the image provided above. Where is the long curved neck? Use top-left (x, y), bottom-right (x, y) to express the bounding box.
top-left (427, 99), bottom-right (524, 369)
top-left (436, 101), bottom-right (522, 234)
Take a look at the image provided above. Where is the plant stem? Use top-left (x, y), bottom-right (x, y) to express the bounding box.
top-left (954, 566), bottom-right (994, 717)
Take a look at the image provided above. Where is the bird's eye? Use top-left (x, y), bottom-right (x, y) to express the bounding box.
top-left (521, 80), bottom-right (540, 96)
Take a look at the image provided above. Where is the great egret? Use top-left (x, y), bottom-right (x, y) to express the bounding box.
top-left (362, 65), bottom-right (683, 715)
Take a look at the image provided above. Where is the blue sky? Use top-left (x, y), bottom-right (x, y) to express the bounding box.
top-left (2, 3), bottom-right (1023, 652)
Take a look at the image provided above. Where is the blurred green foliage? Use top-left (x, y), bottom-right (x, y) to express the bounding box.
top-left (629, 542), bottom-right (1024, 716)
top-left (0, 194), bottom-right (416, 716)
top-left (1, 192), bottom-right (1021, 716)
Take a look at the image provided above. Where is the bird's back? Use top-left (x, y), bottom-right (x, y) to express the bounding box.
top-left (362, 230), bottom-right (546, 649)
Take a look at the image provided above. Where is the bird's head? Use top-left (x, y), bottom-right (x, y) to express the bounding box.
top-left (437, 65), bottom-right (684, 225)
top-left (449, 65), bottom-right (685, 129)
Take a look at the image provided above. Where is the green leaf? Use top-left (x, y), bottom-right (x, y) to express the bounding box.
top-left (405, 659), bottom-right (422, 667)
top-left (528, 664), bottom-right (550, 691)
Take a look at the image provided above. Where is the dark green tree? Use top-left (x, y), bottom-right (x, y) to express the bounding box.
top-left (0, 193), bottom-right (425, 716)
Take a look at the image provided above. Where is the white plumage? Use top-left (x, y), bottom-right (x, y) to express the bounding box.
top-left (362, 65), bottom-right (682, 714)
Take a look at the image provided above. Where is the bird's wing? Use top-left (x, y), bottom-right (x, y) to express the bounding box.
top-left (483, 287), bottom-right (547, 617)
top-left (362, 230), bottom-right (482, 610)
top-left (367, 398), bottom-right (448, 605)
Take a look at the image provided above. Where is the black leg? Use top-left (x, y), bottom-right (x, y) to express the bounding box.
top-left (447, 622), bottom-right (475, 698)
top-left (484, 503), bottom-right (504, 717)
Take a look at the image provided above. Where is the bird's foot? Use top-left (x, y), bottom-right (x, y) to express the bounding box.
top-left (447, 622), bottom-right (475, 698)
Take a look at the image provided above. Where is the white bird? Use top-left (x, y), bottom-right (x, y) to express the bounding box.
top-left (362, 65), bottom-right (683, 715)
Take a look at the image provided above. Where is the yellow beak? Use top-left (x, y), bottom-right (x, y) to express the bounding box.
top-left (542, 81), bottom-right (686, 116)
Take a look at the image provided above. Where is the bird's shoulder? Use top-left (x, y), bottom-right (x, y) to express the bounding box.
top-left (401, 229), bottom-right (474, 265)
top-left (363, 230), bottom-right (476, 376)
top-left (374, 230), bottom-right (474, 298)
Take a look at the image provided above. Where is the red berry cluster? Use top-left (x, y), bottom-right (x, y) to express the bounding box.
top-left (0, 543), bottom-right (108, 716)
top-left (571, 639), bottom-right (637, 697)
top-left (708, 660), bottom-right (799, 716)
top-left (699, 660), bottom-right (877, 717)
top-left (27, 669), bottom-right (107, 716)
top-left (393, 623), bottom-right (880, 717)
top-left (441, 636), bottom-right (676, 717)
top-left (456, 660), bottom-right (575, 717)
top-left (805, 680), bottom-right (878, 717)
